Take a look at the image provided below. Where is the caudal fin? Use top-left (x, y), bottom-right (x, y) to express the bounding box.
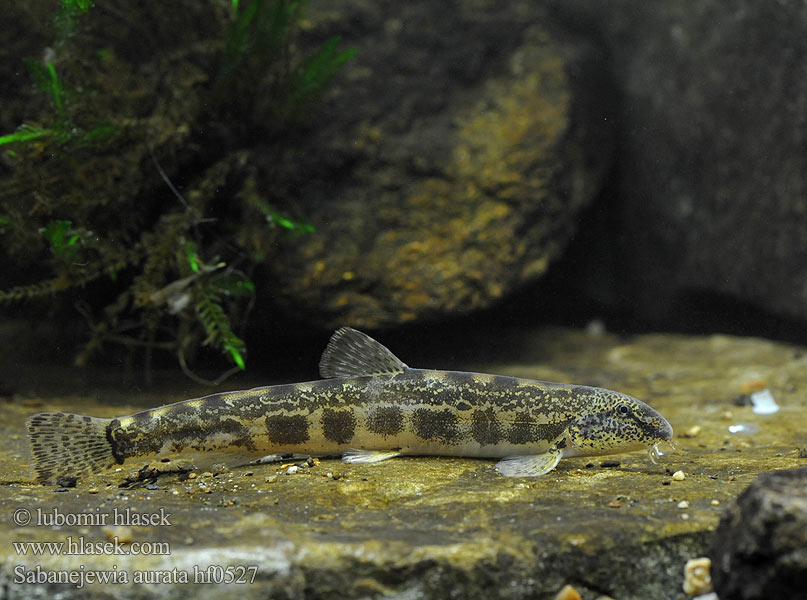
top-left (26, 412), bottom-right (115, 483)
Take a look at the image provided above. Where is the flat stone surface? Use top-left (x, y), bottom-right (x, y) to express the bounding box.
top-left (0, 328), bottom-right (805, 599)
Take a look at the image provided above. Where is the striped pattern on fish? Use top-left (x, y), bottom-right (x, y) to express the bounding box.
top-left (26, 328), bottom-right (674, 482)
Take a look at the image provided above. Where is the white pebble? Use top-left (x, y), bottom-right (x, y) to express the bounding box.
top-left (286, 465), bottom-right (299, 474)
top-left (677, 500), bottom-right (690, 509)
top-left (672, 470), bottom-right (686, 481)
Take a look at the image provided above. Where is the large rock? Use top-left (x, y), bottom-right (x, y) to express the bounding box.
top-left (263, 1), bottom-right (614, 329)
top-left (709, 468), bottom-right (807, 600)
top-left (549, 0), bottom-right (807, 326)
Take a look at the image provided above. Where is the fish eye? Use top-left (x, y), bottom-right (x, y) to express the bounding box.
top-left (617, 404), bottom-right (629, 416)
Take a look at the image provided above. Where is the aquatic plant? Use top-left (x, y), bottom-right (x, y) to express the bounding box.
top-left (0, 59), bottom-right (118, 151)
top-left (0, 0), bottom-right (355, 381)
top-left (213, 0), bottom-right (357, 127)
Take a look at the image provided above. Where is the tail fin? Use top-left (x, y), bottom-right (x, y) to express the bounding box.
top-left (26, 412), bottom-right (115, 483)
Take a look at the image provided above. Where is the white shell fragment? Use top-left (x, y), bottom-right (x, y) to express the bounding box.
top-left (750, 388), bottom-right (779, 414)
top-left (728, 423), bottom-right (761, 434)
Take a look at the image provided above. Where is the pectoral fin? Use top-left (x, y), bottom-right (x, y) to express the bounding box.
top-left (342, 449), bottom-right (402, 464)
top-left (496, 447), bottom-right (563, 477)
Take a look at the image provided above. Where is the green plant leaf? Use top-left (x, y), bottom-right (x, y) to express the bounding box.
top-left (0, 124), bottom-right (55, 147)
top-left (41, 219), bottom-right (81, 260)
top-left (46, 62), bottom-right (66, 120)
top-left (184, 241), bottom-right (201, 273)
top-left (284, 36), bottom-right (357, 117)
top-left (61, 0), bottom-right (94, 13)
top-left (255, 199), bottom-right (314, 235)
top-left (195, 282), bottom-right (247, 370)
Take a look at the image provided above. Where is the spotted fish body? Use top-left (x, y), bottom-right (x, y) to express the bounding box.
top-left (26, 328), bottom-right (673, 482)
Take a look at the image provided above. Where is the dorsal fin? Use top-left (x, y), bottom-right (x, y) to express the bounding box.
top-left (319, 327), bottom-right (408, 378)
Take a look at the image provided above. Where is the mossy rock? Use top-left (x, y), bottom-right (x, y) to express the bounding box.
top-left (262, 2), bottom-right (613, 328)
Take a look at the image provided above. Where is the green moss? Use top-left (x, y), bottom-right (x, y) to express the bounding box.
top-left (0, 1), bottom-right (355, 379)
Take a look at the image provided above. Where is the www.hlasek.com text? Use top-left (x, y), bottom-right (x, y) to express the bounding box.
top-left (13, 536), bottom-right (170, 556)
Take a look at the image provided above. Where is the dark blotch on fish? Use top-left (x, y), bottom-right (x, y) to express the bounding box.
top-left (507, 416), bottom-right (566, 445)
top-left (366, 406), bottom-right (404, 436)
top-left (321, 409), bottom-right (356, 444)
top-left (412, 408), bottom-right (460, 444)
top-left (266, 414), bottom-right (309, 445)
top-left (471, 408), bottom-right (501, 445)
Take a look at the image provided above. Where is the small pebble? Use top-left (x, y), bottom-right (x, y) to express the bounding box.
top-left (677, 500), bottom-right (690, 509)
top-left (265, 475), bottom-right (278, 483)
top-left (103, 525), bottom-right (132, 543)
top-left (672, 470), bottom-right (686, 481)
top-left (600, 460), bottom-right (621, 468)
top-left (710, 499), bottom-right (720, 506)
top-left (740, 379), bottom-right (766, 394)
top-left (681, 425), bottom-right (702, 438)
top-left (608, 500), bottom-right (621, 509)
top-left (286, 466), bottom-right (299, 475)
top-left (680, 513), bottom-right (690, 520)
top-left (553, 584), bottom-right (582, 600)
top-left (188, 472), bottom-right (198, 480)
top-left (683, 557), bottom-right (713, 595)
top-left (88, 488), bottom-right (99, 494)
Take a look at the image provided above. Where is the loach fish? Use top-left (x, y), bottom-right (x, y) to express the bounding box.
top-left (26, 327), bottom-right (673, 482)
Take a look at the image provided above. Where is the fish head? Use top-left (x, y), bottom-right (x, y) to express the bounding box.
top-left (564, 391), bottom-right (673, 459)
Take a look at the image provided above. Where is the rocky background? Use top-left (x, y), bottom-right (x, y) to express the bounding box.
top-left (261, 0), bottom-right (807, 342)
top-left (1, 0), bottom-right (806, 369)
